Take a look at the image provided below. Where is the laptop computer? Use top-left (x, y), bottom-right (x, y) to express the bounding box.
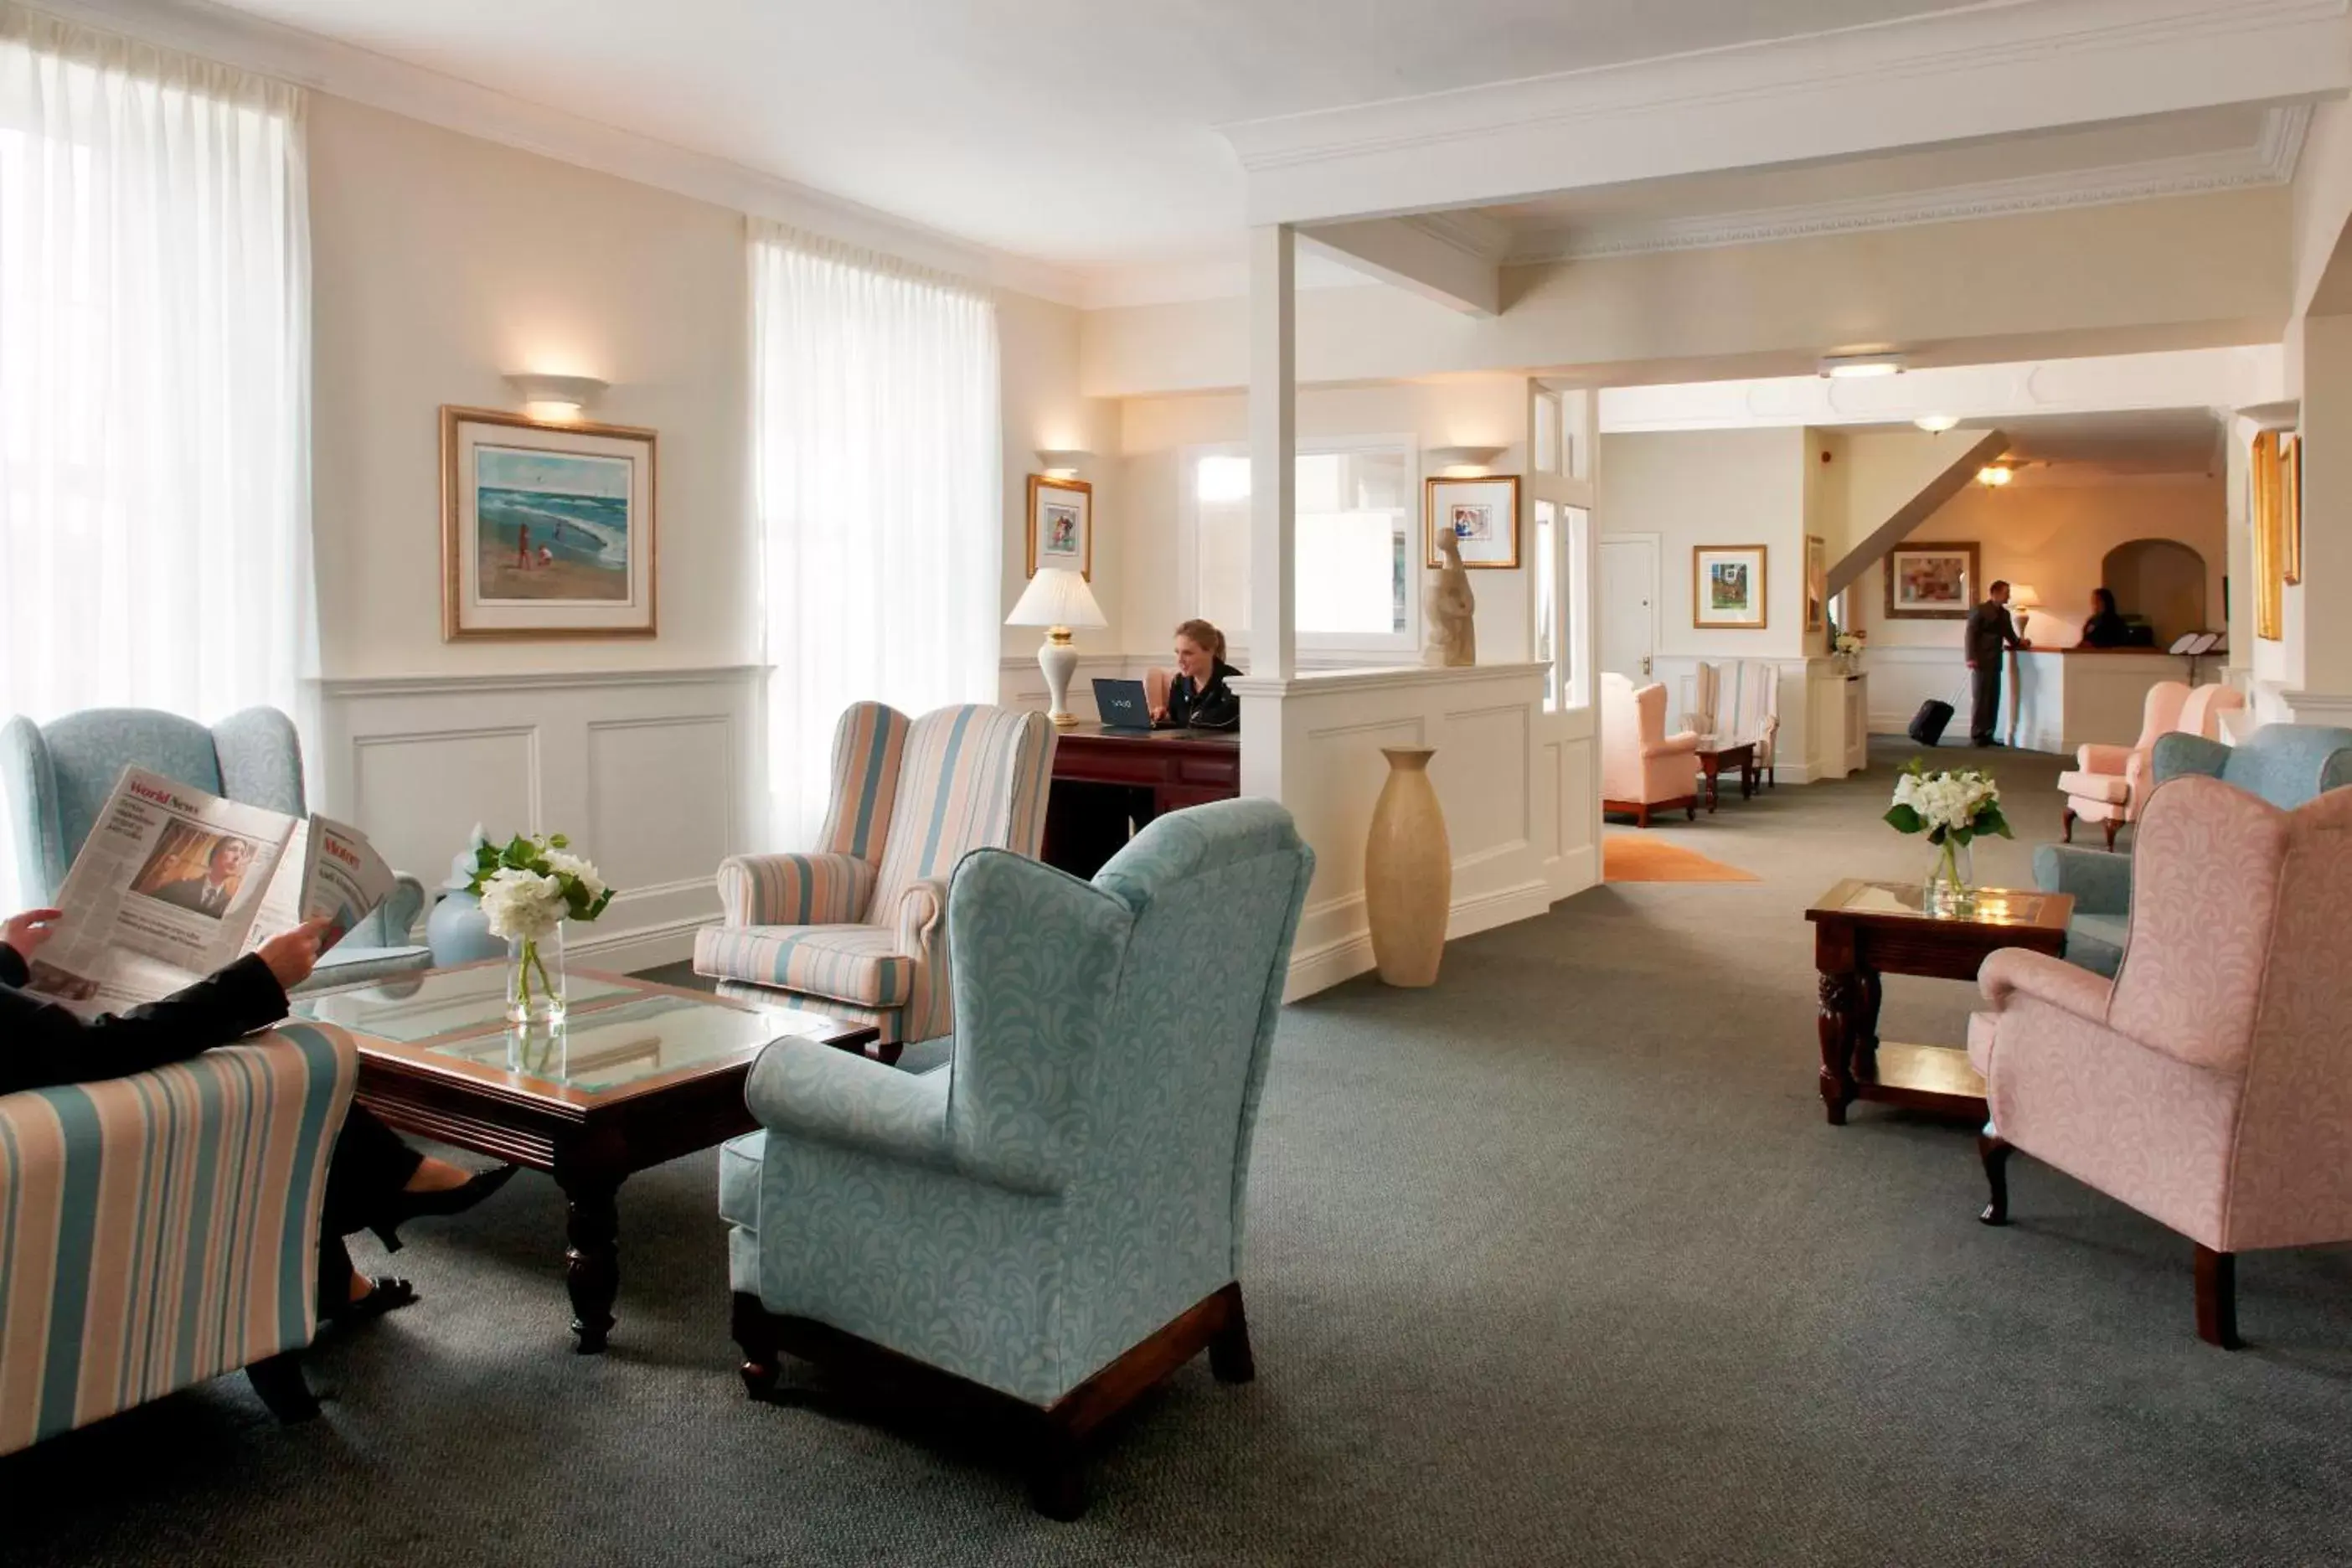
top-left (1092, 678), bottom-right (1153, 732)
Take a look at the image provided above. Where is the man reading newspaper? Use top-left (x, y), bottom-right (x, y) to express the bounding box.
top-left (23, 766), bottom-right (400, 1014)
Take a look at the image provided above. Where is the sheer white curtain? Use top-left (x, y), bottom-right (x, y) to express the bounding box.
top-left (749, 222), bottom-right (1002, 845)
top-left (0, 12), bottom-right (312, 906)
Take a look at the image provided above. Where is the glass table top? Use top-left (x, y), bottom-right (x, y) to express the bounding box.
top-left (1818, 879), bottom-right (2063, 928)
top-left (293, 967), bottom-right (863, 1096)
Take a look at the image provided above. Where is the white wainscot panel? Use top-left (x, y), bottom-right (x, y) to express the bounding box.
top-left (321, 667), bottom-right (761, 971)
top-left (1431, 701), bottom-right (1532, 862)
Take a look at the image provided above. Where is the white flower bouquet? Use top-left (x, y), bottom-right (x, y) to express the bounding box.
top-left (1884, 758), bottom-right (2011, 907)
top-left (467, 832), bottom-right (616, 1023)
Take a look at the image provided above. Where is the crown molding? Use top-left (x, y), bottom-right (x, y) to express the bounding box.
top-left (1220, 0), bottom-right (2351, 226)
top-left (1509, 104), bottom-right (2312, 263)
top-left (22, 0), bottom-right (1087, 306)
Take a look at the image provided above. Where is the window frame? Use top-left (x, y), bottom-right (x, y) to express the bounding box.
top-left (1175, 431), bottom-right (1425, 663)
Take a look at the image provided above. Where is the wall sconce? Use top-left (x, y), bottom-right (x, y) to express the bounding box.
top-left (1426, 445), bottom-right (1506, 475)
top-left (1035, 448), bottom-right (1093, 479)
top-left (504, 372), bottom-right (609, 423)
top-left (1977, 463), bottom-right (2015, 487)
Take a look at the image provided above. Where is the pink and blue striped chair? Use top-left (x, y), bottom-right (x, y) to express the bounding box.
top-left (694, 703), bottom-right (1056, 1055)
top-left (0, 1021), bottom-right (357, 1453)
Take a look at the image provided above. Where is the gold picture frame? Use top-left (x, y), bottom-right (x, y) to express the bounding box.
top-left (1692, 544), bottom-right (1767, 628)
top-left (441, 406), bottom-right (658, 641)
top-left (1884, 541), bottom-right (1978, 621)
top-left (2282, 432), bottom-right (2303, 586)
top-left (1026, 474), bottom-right (1093, 580)
top-left (1424, 475), bottom-right (1522, 569)
top-left (1805, 534), bottom-right (1828, 634)
top-left (2252, 429), bottom-right (2284, 641)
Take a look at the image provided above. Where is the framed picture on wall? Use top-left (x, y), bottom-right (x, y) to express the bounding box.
top-left (441, 407), bottom-right (658, 641)
top-left (1884, 541), bottom-right (1977, 621)
top-left (2252, 430), bottom-right (2285, 640)
top-left (1026, 474), bottom-right (1094, 580)
top-left (1693, 544), bottom-right (1767, 628)
top-left (1424, 475), bottom-right (1521, 569)
top-left (1805, 534), bottom-right (1828, 634)
top-left (2282, 432), bottom-right (2304, 586)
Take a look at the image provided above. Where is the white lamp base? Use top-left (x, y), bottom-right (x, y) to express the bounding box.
top-left (1037, 632), bottom-right (1080, 727)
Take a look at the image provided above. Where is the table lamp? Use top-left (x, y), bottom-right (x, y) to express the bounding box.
top-left (2007, 583), bottom-right (2040, 639)
top-left (1007, 567), bottom-right (1107, 727)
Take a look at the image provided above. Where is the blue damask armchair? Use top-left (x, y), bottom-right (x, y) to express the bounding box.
top-left (2, 706), bottom-right (431, 988)
top-left (723, 797), bottom-right (1313, 1518)
top-left (2035, 721), bottom-right (2352, 976)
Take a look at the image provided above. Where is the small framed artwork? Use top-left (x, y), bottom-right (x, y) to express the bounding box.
top-left (1805, 534), bottom-right (1828, 634)
top-left (1026, 474), bottom-right (1093, 580)
top-left (1693, 544), bottom-right (1767, 628)
top-left (1424, 475), bottom-right (1521, 569)
top-left (2252, 431), bottom-right (2284, 640)
top-left (441, 407), bottom-right (657, 640)
top-left (2282, 432), bottom-right (2303, 585)
top-left (1884, 541), bottom-right (1978, 621)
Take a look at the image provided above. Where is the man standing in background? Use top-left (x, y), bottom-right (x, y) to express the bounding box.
top-left (1965, 580), bottom-right (2030, 746)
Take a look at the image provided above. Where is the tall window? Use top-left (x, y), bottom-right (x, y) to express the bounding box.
top-left (0, 13), bottom-right (311, 905)
top-left (1182, 437), bottom-right (1417, 658)
top-left (749, 223), bottom-right (1002, 843)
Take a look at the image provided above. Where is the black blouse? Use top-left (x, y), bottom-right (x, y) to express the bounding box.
top-left (2081, 610), bottom-right (2133, 648)
top-left (1162, 658), bottom-right (1243, 731)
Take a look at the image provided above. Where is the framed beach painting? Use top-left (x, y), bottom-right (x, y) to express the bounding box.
top-left (1692, 544), bottom-right (1767, 628)
top-left (1884, 541), bottom-right (1977, 621)
top-left (441, 408), bottom-right (658, 640)
top-left (1027, 474), bottom-right (1093, 580)
top-left (1424, 475), bottom-right (1521, 569)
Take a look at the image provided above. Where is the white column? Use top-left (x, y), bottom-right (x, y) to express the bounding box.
top-left (1248, 224), bottom-right (1297, 682)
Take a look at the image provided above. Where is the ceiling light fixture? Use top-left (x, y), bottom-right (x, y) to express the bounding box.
top-left (1914, 415), bottom-right (1959, 433)
top-left (1818, 352), bottom-right (1906, 379)
top-left (503, 372), bottom-right (609, 423)
top-left (1977, 463), bottom-right (2014, 487)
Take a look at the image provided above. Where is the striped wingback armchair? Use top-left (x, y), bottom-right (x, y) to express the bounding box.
top-left (694, 703), bottom-right (1056, 1053)
top-left (0, 1022), bottom-right (357, 1454)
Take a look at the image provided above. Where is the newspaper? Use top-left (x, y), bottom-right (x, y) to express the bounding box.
top-left (23, 766), bottom-right (398, 1017)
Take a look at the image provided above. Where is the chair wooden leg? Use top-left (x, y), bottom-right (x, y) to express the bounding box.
top-left (1685, 802), bottom-right (1697, 820)
top-left (2102, 819), bottom-right (2119, 851)
top-left (2061, 807), bottom-right (2075, 843)
top-left (1208, 1282), bottom-right (1255, 1385)
top-left (1635, 804), bottom-right (1651, 828)
top-left (1977, 1134), bottom-right (2014, 1225)
top-left (2195, 1246), bottom-right (2241, 1349)
top-left (1027, 1422), bottom-right (1089, 1521)
top-left (246, 1350), bottom-right (319, 1424)
top-left (732, 1291), bottom-right (782, 1400)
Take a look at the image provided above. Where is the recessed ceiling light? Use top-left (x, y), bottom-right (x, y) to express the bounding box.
top-left (1977, 464), bottom-right (2014, 487)
top-left (1818, 352), bottom-right (1906, 379)
top-left (1915, 415), bottom-right (1958, 433)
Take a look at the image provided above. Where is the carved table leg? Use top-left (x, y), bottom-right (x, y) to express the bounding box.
top-left (1741, 760), bottom-right (1756, 800)
top-left (1852, 967), bottom-right (1884, 1081)
top-left (1701, 757), bottom-right (1720, 813)
top-left (1818, 970), bottom-right (1861, 1125)
top-left (563, 1178), bottom-right (623, 1354)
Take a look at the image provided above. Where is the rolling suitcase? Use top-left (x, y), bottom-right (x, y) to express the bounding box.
top-left (1907, 699), bottom-right (1954, 747)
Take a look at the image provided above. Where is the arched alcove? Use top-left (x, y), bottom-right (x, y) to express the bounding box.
top-left (2102, 539), bottom-right (2207, 645)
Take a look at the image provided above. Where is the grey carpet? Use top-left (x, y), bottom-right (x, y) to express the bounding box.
top-left (8, 739), bottom-right (2351, 1565)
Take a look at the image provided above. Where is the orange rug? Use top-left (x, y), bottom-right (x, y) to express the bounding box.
top-left (1602, 834), bottom-right (1762, 884)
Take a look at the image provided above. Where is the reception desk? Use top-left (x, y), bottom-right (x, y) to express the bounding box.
top-left (1040, 723), bottom-right (1241, 879)
top-left (2008, 649), bottom-right (2198, 755)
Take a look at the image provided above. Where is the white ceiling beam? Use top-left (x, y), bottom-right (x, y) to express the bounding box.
top-left (1221, 0), bottom-right (2352, 228)
top-left (1298, 216), bottom-right (1503, 317)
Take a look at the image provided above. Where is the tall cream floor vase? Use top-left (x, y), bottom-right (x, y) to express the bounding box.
top-left (1364, 746), bottom-right (1451, 986)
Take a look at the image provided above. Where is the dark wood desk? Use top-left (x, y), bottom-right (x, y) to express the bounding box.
top-left (1042, 723), bottom-right (1241, 879)
top-left (1805, 879), bottom-right (2071, 1127)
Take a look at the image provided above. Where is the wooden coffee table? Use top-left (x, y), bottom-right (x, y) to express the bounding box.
top-left (1694, 739), bottom-right (1759, 812)
top-left (295, 963), bottom-right (876, 1353)
top-left (1804, 879), bottom-right (2072, 1127)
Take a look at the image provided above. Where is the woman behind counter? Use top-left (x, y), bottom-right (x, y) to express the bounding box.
top-left (1146, 617), bottom-right (1242, 730)
top-left (2081, 586), bottom-right (2133, 648)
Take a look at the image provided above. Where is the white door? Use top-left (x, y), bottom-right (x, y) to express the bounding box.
top-left (1598, 535), bottom-right (1659, 679)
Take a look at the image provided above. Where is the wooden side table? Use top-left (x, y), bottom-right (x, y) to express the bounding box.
top-left (1694, 740), bottom-right (1758, 812)
top-left (1804, 879), bottom-right (2072, 1127)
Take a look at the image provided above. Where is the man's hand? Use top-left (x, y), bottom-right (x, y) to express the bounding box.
top-left (255, 917), bottom-right (338, 993)
top-left (3, 908), bottom-right (63, 962)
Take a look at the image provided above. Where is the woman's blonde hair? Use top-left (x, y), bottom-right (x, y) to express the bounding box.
top-left (1173, 618), bottom-right (1226, 666)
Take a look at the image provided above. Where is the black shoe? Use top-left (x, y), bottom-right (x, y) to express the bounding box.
top-left (370, 1165), bottom-right (520, 1253)
top-left (320, 1276), bottom-right (420, 1325)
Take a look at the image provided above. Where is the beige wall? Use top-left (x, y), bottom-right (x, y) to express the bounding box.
top-left (1853, 475), bottom-right (2226, 649)
top-left (1117, 376), bottom-right (1530, 665)
top-left (997, 291), bottom-right (1126, 662)
top-left (309, 95), bottom-right (755, 679)
top-left (1597, 429), bottom-right (1809, 661)
top-left (1081, 188), bottom-right (2293, 400)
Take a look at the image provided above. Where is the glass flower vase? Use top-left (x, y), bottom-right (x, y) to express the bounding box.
top-left (1923, 838), bottom-right (1975, 916)
top-left (507, 922), bottom-right (567, 1026)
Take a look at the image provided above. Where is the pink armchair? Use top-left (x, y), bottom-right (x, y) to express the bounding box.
top-left (1970, 776), bottom-right (2352, 1347)
top-left (1600, 672), bottom-right (1700, 828)
top-left (2056, 682), bottom-right (2241, 848)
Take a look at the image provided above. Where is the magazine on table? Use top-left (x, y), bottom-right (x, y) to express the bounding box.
top-left (21, 766), bottom-right (397, 1016)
